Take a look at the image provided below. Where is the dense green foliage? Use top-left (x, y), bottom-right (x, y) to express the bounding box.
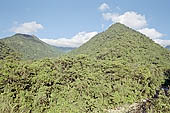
top-left (71, 23), bottom-right (170, 66)
top-left (0, 41), bottom-right (20, 60)
top-left (70, 23), bottom-right (170, 112)
top-left (0, 23), bottom-right (170, 113)
top-left (0, 56), bottom-right (167, 113)
top-left (0, 34), bottom-right (63, 60)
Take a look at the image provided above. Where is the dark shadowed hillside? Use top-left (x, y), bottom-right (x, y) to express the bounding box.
top-left (0, 34), bottom-right (63, 60)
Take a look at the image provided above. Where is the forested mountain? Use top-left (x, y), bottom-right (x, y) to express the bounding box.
top-left (0, 33), bottom-right (63, 60)
top-left (71, 23), bottom-right (170, 66)
top-left (0, 23), bottom-right (170, 113)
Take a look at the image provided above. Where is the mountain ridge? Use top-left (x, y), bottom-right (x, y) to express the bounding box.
top-left (70, 23), bottom-right (170, 66)
top-left (0, 34), bottom-right (64, 60)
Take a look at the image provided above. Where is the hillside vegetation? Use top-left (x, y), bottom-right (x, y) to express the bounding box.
top-left (0, 34), bottom-right (63, 60)
top-left (71, 23), bottom-right (170, 67)
top-left (0, 23), bottom-right (170, 113)
top-left (1, 56), bottom-right (169, 113)
top-left (0, 41), bottom-right (20, 60)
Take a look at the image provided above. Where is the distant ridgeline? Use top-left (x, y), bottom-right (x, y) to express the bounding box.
top-left (0, 33), bottom-right (64, 60)
top-left (0, 23), bottom-right (170, 113)
top-left (166, 45), bottom-right (170, 50)
top-left (55, 46), bottom-right (76, 53)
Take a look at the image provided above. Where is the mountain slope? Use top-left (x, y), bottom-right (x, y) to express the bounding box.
top-left (0, 24), bottom-right (170, 113)
top-left (0, 41), bottom-right (20, 60)
top-left (71, 23), bottom-right (170, 66)
top-left (0, 34), bottom-right (63, 60)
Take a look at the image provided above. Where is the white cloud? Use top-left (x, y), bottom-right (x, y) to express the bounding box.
top-left (153, 39), bottom-right (170, 47)
top-left (11, 21), bottom-right (43, 34)
top-left (98, 3), bottom-right (110, 11)
top-left (40, 32), bottom-right (98, 47)
top-left (102, 11), bottom-right (147, 29)
top-left (138, 28), bottom-right (164, 39)
top-left (100, 4), bottom-right (169, 47)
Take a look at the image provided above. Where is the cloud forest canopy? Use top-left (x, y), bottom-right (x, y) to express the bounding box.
top-left (0, 23), bottom-right (170, 113)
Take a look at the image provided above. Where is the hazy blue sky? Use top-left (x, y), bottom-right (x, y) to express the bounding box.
top-left (0, 0), bottom-right (170, 47)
